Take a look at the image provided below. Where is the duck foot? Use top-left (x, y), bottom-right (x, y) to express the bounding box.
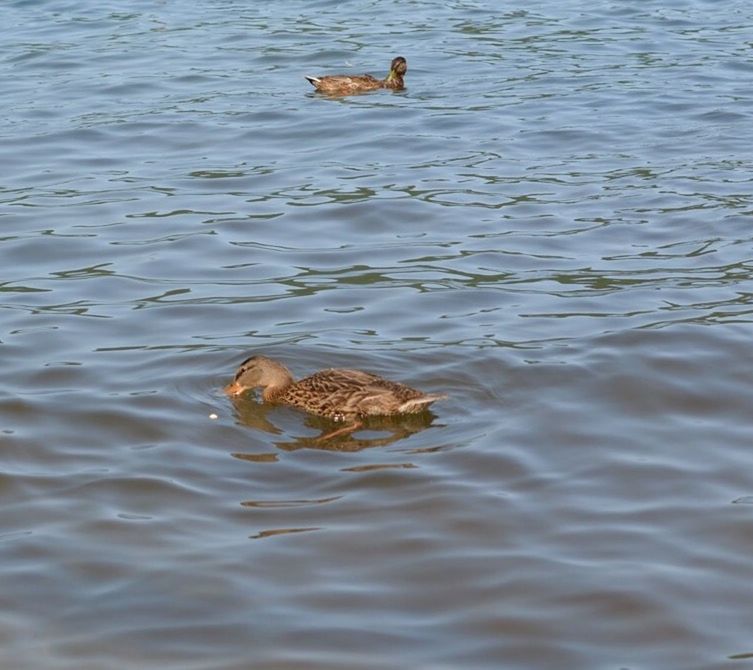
top-left (316, 420), bottom-right (363, 442)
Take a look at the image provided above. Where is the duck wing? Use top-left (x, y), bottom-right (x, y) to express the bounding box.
top-left (282, 368), bottom-right (444, 419)
top-left (304, 74), bottom-right (381, 95)
top-left (280, 368), bottom-right (378, 419)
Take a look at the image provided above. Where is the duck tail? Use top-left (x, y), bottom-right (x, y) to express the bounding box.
top-left (304, 76), bottom-right (320, 87)
top-left (398, 393), bottom-right (448, 413)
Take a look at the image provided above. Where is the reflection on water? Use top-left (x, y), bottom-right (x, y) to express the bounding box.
top-left (228, 392), bottom-right (441, 451)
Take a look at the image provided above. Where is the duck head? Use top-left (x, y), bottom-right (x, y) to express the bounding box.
top-left (386, 56), bottom-right (407, 84)
top-left (224, 355), bottom-right (293, 398)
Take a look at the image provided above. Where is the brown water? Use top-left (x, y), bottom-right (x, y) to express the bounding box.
top-left (3, 1), bottom-right (753, 668)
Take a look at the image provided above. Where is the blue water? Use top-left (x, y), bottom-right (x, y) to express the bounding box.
top-left (2, 1), bottom-right (753, 668)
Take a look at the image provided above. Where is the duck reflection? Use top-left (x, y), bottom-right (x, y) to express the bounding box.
top-left (228, 393), bottom-right (440, 452)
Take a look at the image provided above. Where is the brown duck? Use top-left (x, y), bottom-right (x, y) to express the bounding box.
top-left (225, 355), bottom-right (445, 439)
top-left (305, 56), bottom-right (407, 96)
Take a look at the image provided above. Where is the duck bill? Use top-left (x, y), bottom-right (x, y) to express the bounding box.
top-left (224, 381), bottom-right (245, 397)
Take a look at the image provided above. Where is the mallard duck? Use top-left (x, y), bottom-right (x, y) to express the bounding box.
top-left (305, 56), bottom-right (407, 96)
top-left (225, 355), bottom-right (445, 439)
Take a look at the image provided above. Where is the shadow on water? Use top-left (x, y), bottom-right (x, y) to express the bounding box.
top-left (227, 393), bottom-right (442, 452)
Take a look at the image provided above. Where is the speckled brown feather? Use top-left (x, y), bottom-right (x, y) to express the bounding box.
top-left (225, 355), bottom-right (445, 423)
top-left (278, 368), bottom-right (432, 420)
top-left (305, 56), bottom-right (407, 96)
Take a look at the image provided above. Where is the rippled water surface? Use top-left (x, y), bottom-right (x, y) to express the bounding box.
top-left (3, 1), bottom-right (753, 668)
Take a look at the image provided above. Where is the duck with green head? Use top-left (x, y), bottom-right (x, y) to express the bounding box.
top-left (305, 56), bottom-right (407, 96)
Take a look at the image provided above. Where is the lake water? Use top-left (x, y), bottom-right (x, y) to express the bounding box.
top-left (3, 1), bottom-right (753, 668)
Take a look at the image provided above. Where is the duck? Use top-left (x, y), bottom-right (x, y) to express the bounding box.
top-left (225, 355), bottom-right (445, 439)
top-left (305, 56), bottom-right (407, 96)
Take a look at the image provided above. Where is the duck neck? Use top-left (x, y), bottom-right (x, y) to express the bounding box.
top-left (383, 71), bottom-right (403, 89)
top-left (382, 70), bottom-right (403, 88)
top-left (262, 368), bottom-right (294, 402)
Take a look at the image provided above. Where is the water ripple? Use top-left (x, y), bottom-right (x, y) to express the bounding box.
top-left (3, 1), bottom-right (753, 668)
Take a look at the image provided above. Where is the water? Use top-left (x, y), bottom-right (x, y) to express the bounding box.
top-left (2, 0), bottom-right (753, 667)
